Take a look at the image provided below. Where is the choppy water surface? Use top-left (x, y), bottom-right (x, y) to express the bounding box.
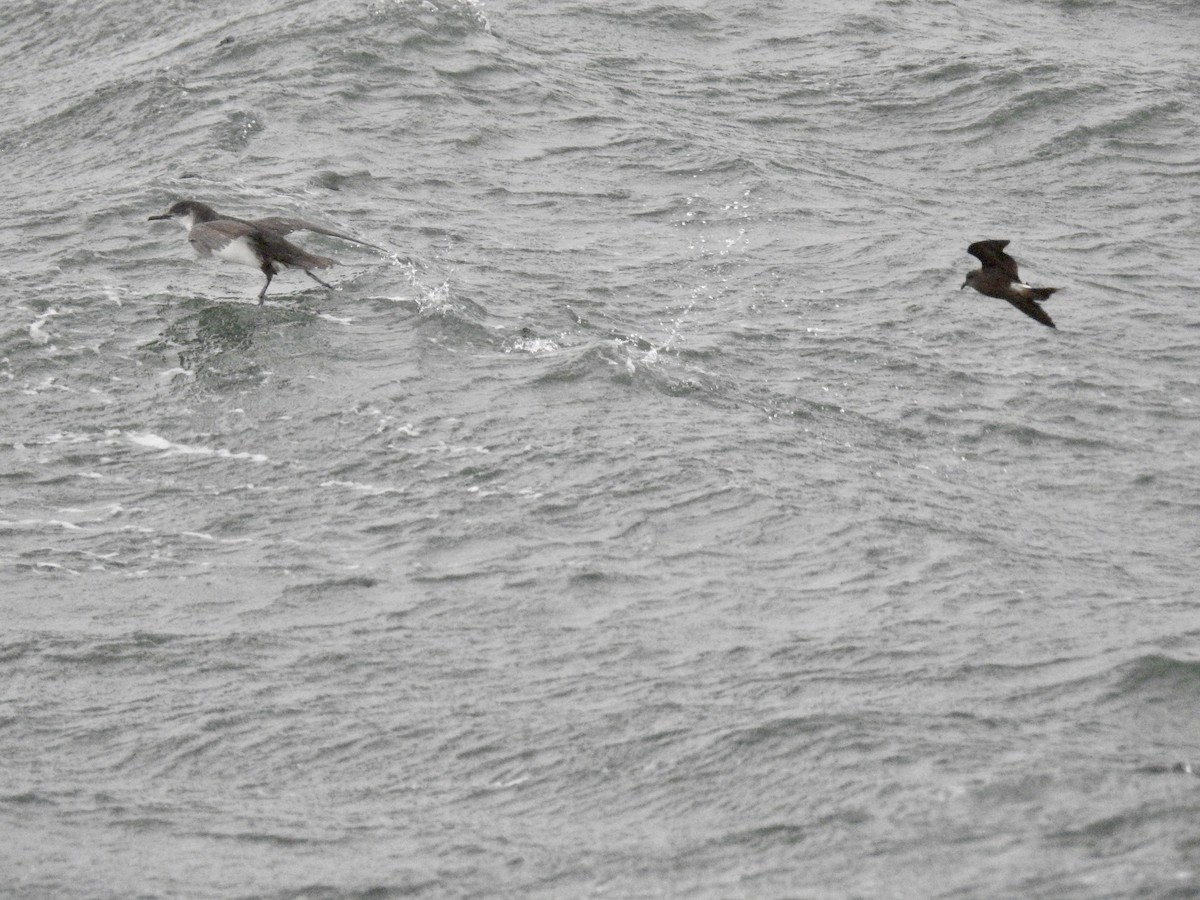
top-left (2, 0), bottom-right (1199, 896)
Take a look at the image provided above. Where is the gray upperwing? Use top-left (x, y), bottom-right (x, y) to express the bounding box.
top-left (252, 216), bottom-right (388, 253)
top-left (188, 220), bottom-right (255, 257)
top-left (257, 230), bottom-right (336, 270)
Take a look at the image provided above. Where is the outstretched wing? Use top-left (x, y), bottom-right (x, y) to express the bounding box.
top-left (257, 230), bottom-right (335, 270)
top-left (252, 216), bottom-right (387, 253)
top-left (1003, 295), bottom-right (1056, 329)
top-left (188, 220), bottom-right (256, 257)
top-left (967, 239), bottom-right (1019, 280)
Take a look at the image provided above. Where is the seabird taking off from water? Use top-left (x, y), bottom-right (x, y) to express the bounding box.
top-left (961, 239), bottom-right (1060, 329)
top-left (148, 200), bottom-right (384, 303)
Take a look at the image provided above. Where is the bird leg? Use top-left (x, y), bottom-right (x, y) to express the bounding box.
top-left (258, 263), bottom-right (275, 304)
top-left (305, 269), bottom-right (333, 291)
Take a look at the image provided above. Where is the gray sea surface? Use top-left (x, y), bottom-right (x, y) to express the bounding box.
top-left (2, 0), bottom-right (1199, 897)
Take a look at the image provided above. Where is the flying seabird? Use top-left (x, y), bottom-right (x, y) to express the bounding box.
top-left (148, 200), bottom-right (384, 303)
top-left (961, 239), bottom-right (1060, 329)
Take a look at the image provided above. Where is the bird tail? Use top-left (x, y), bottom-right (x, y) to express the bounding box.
top-left (1032, 287), bottom-right (1058, 302)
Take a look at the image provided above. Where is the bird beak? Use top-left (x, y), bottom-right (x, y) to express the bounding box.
top-left (959, 280), bottom-right (967, 290)
top-left (148, 214), bottom-right (171, 221)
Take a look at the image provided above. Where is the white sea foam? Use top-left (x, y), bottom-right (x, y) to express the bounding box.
top-left (127, 432), bottom-right (269, 463)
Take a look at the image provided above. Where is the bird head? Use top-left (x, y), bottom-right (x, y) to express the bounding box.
top-left (960, 270), bottom-right (978, 291)
top-left (148, 200), bottom-right (220, 232)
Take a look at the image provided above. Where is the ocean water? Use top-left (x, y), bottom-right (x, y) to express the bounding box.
top-left (2, 0), bottom-right (1199, 896)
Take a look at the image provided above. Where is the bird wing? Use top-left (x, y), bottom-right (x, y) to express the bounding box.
top-left (252, 216), bottom-right (387, 253)
top-left (188, 220), bottom-right (256, 257)
top-left (967, 239), bottom-right (1020, 280)
top-left (1003, 295), bottom-right (1056, 329)
top-left (257, 231), bottom-right (335, 270)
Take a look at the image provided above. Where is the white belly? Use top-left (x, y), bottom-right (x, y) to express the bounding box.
top-left (213, 236), bottom-right (263, 270)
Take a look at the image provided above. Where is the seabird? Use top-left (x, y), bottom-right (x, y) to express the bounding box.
top-left (148, 200), bottom-right (384, 303)
top-left (961, 239), bottom-right (1060, 329)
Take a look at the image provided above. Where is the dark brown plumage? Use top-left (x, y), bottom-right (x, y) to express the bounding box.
top-left (961, 239), bottom-right (1059, 329)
